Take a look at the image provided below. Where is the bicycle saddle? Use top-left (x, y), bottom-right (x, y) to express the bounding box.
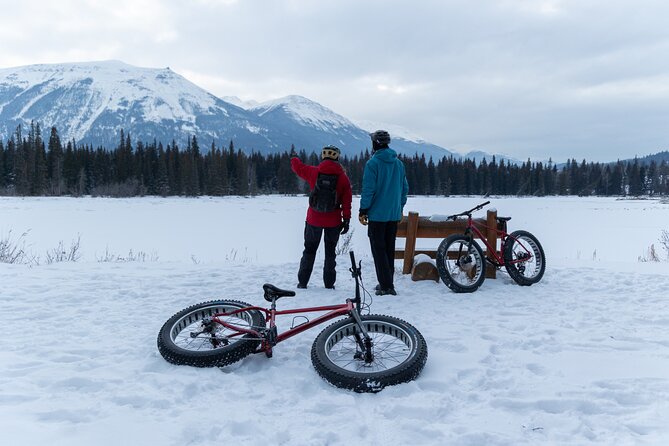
top-left (497, 216), bottom-right (512, 222)
top-left (263, 283), bottom-right (296, 302)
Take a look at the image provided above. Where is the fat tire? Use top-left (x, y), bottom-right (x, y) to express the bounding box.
top-left (311, 314), bottom-right (428, 393)
top-left (503, 230), bottom-right (546, 286)
top-left (436, 234), bottom-right (486, 293)
top-left (157, 300), bottom-right (265, 368)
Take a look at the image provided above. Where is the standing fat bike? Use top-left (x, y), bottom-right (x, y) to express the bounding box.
top-left (157, 251), bottom-right (427, 393)
top-left (436, 201), bottom-right (546, 293)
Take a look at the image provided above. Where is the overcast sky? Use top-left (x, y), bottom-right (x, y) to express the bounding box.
top-left (1, 0), bottom-right (668, 162)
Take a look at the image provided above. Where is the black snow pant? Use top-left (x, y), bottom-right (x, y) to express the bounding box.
top-left (298, 222), bottom-right (340, 288)
top-left (367, 220), bottom-right (398, 290)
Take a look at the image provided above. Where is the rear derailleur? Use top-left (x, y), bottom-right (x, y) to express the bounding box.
top-left (190, 317), bottom-right (229, 348)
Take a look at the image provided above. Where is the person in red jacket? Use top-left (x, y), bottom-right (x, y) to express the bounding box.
top-left (291, 145), bottom-right (352, 289)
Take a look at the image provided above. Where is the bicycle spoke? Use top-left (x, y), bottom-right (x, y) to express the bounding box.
top-left (169, 305), bottom-right (257, 352)
top-left (323, 327), bottom-right (413, 374)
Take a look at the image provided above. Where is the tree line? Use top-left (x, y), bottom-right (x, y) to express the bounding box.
top-left (1, 123), bottom-right (668, 197)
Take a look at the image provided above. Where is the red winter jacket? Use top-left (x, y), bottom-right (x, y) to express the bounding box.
top-left (291, 157), bottom-right (352, 228)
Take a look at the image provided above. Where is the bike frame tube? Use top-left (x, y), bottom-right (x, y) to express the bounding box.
top-left (465, 216), bottom-right (533, 266)
top-left (466, 217), bottom-right (503, 264)
top-left (211, 300), bottom-right (355, 344)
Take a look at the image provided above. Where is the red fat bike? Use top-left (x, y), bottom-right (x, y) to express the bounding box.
top-left (157, 251), bottom-right (428, 393)
top-left (436, 201), bottom-right (546, 293)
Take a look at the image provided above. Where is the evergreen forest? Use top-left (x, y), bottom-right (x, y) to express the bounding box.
top-left (1, 123), bottom-right (668, 197)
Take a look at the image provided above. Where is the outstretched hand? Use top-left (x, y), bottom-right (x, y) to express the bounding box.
top-left (289, 148), bottom-right (298, 158)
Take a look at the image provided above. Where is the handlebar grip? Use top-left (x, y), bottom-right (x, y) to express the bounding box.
top-left (349, 251), bottom-right (356, 269)
top-left (482, 200), bottom-right (491, 206)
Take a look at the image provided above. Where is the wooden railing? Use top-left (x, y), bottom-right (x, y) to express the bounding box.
top-left (396, 209), bottom-right (499, 279)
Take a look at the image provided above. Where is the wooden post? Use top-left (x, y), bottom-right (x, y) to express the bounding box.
top-left (486, 209), bottom-right (497, 279)
top-left (403, 212), bottom-right (419, 274)
top-left (395, 208), bottom-right (504, 280)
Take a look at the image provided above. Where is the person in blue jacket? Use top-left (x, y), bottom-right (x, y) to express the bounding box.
top-left (358, 130), bottom-right (409, 295)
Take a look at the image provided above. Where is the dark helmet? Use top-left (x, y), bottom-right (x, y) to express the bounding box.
top-left (370, 130), bottom-right (391, 146)
top-left (321, 145), bottom-right (341, 161)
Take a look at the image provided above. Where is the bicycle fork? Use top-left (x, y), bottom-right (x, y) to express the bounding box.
top-left (350, 309), bottom-right (374, 364)
top-left (456, 232), bottom-right (476, 271)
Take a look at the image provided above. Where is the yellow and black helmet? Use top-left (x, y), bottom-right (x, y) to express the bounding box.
top-left (321, 145), bottom-right (341, 161)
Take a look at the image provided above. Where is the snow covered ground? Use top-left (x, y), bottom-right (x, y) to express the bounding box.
top-left (1, 195), bottom-right (668, 445)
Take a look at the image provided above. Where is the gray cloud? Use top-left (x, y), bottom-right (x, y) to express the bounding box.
top-left (1, 0), bottom-right (668, 161)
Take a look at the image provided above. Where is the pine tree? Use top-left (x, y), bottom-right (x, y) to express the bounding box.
top-left (32, 123), bottom-right (48, 195)
top-left (236, 149), bottom-right (250, 196)
top-left (627, 158), bottom-right (642, 196)
top-left (227, 140), bottom-right (237, 193)
top-left (12, 125), bottom-right (31, 195)
top-left (47, 127), bottom-right (64, 195)
top-left (63, 141), bottom-right (79, 193)
top-left (155, 145), bottom-right (170, 196)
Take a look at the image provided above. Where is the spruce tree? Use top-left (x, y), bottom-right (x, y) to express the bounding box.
top-left (32, 123), bottom-right (48, 195)
top-left (47, 127), bottom-right (64, 195)
top-left (12, 126), bottom-right (31, 195)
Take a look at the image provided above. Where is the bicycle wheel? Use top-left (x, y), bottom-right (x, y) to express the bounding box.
top-left (311, 314), bottom-right (428, 393)
top-left (157, 300), bottom-right (266, 368)
top-left (503, 230), bottom-right (546, 286)
top-left (436, 234), bottom-right (486, 293)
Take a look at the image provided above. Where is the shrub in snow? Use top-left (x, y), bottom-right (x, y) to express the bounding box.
top-left (0, 230), bottom-right (34, 265)
top-left (45, 235), bottom-right (82, 264)
top-left (97, 247), bottom-right (158, 263)
top-left (638, 244), bottom-right (661, 262)
top-left (661, 230), bottom-right (669, 260)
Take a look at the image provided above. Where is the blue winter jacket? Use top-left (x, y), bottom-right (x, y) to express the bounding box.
top-left (360, 148), bottom-right (409, 222)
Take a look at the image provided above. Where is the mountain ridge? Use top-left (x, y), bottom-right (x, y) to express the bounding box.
top-left (0, 60), bottom-right (456, 159)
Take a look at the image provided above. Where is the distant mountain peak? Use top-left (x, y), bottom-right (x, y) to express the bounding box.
top-left (250, 95), bottom-right (356, 132)
top-left (0, 60), bottom-right (455, 159)
top-left (0, 60), bottom-right (235, 143)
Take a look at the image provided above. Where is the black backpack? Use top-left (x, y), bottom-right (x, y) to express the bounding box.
top-left (309, 173), bottom-right (339, 213)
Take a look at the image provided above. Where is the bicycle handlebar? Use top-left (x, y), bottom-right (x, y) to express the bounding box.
top-left (447, 200), bottom-right (491, 220)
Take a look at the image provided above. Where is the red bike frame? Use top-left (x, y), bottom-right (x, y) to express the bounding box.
top-left (211, 300), bottom-right (355, 355)
top-left (207, 251), bottom-right (371, 357)
top-left (452, 202), bottom-right (533, 268)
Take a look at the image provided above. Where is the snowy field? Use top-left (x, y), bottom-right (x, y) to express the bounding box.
top-left (1, 195), bottom-right (669, 445)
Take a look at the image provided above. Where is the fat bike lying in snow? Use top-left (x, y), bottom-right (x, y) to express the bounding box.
top-left (436, 201), bottom-right (546, 293)
top-left (157, 251), bottom-right (427, 393)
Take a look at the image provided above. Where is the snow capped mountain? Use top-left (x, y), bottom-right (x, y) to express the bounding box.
top-left (251, 95), bottom-right (357, 133)
top-left (0, 61), bottom-right (454, 158)
top-left (245, 95), bottom-right (372, 156)
top-left (0, 60), bottom-right (273, 150)
top-left (246, 95), bottom-right (455, 158)
top-left (354, 119), bottom-right (457, 160)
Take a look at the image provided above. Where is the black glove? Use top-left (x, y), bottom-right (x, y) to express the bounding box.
top-left (340, 219), bottom-right (350, 235)
top-left (289, 147), bottom-right (298, 158)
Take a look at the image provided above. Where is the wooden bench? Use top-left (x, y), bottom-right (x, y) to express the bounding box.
top-left (395, 209), bottom-right (500, 279)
